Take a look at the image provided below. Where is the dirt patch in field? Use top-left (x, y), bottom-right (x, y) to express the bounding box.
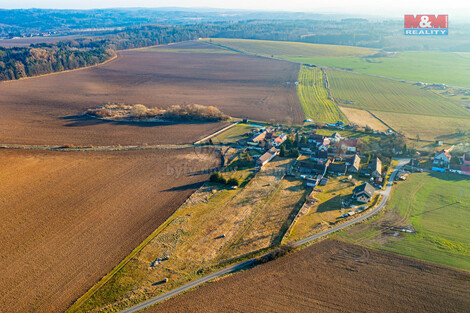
top-left (0, 41), bottom-right (302, 146)
top-left (150, 239), bottom-right (470, 313)
top-left (0, 148), bottom-right (220, 313)
top-left (340, 106), bottom-right (389, 131)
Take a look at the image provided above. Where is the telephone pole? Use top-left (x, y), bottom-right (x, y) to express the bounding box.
top-left (458, 189), bottom-right (463, 203)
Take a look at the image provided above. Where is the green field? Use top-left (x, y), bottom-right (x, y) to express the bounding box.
top-left (339, 172), bottom-right (470, 271)
top-left (205, 38), bottom-right (470, 88)
top-left (203, 38), bottom-right (375, 58)
top-left (211, 123), bottom-right (258, 144)
top-left (327, 70), bottom-right (470, 119)
top-left (288, 52), bottom-right (470, 88)
top-left (297, 66), bottom-right (348, 123)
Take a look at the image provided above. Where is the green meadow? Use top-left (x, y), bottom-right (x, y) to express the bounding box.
top-left (205, 38), bottom-right (470, 88)
top-left (327, 70), bottom-right (470, 118)
top-left (338, 172), bottom-right (470, 271)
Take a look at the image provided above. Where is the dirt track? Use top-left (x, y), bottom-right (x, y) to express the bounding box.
top-left (0, 148), bottom-right (220, 313)
top-left (0, 41), bottom-right (302, 146)
top-left (150, 239), bottom-right (470, 313)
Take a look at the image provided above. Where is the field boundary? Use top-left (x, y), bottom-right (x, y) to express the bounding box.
top-left (366, 110), bottom-right (400, 134)
top-left (280, 194), bottom-right (311, 243)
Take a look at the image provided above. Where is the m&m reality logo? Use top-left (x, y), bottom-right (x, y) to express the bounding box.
top-left (404, 14), bottom-right (448, 35)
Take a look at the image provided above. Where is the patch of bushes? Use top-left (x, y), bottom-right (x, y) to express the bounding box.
top-left (256, 244), bottom-right (295, 264)
top-left (86, 103), bottom-right (229, 122)
top-left (210, 172), bottom-right (239, 187)
top-left (210, 172), bottom-right (227, 184)
top-left (163, 104), bottom-right (229, 122)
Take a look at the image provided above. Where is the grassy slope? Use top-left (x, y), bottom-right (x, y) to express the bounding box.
top-left (338, 172), bottom-right (470, 271)
top-left (382, 172), bottom-right (470, 270)
top-left (205, 38), bottom-right (470, 88)
top-left (297, 66), bottom-right (348, 123)
top-left (327, 69), bottom-right (470, 118)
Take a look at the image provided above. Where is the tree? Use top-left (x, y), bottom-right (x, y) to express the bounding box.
top-left (227, 177), bottom-right (239, 187)
top-left (289, 148), bottom-right (300, 158)
top-left (279, 145), bottom-right (286, 157)
top-left (130, 104), bottom-right (148, 118)
top-left (210, 172), bottom-right (226, 184)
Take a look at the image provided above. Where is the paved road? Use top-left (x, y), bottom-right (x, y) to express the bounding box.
top-left (120, 158), bottom-right (410, 313)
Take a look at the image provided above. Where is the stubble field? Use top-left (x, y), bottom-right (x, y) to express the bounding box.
top-left (0, 148), bottom-right (220, 313)
top-left (0, 41), bottom-right (302, 146)
top-left (149, 239), bottom-right (470, 313)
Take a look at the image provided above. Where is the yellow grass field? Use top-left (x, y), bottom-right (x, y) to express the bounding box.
top-left (69, 158), bottom-right (308, 312)
top-left (340, 107), bottom-right (389, 131)
top-left (371, 111), bottom-right (470, 142)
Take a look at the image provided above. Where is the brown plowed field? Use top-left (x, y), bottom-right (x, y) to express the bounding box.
top-left (151, 239), bottom-right (470, 313)
top-left (0, 148), bottom-right (220, 313)
top-left (0, 41), bottom-right (302, 146)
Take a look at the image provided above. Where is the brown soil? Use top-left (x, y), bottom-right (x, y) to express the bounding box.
top-left (0, 148), bottom-right (220, 313)
top-left (151, 239), bottom-right (470, 313)
top-left (0, 41), bottom-right (302, 146)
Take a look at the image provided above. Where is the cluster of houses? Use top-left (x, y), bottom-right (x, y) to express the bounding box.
top-left (297, 130), bottom-right (383, 184)
top-left (247, 127), bottom-right (287, 148)
top-left (433, 149), bottom-right (470, 176)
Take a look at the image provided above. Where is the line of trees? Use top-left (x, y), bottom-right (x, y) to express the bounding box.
top-left (0, 23), bottom-right (224, 81)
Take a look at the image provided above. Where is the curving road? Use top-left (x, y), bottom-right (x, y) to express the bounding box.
top-left (120, 158), bottom-right (409, 313)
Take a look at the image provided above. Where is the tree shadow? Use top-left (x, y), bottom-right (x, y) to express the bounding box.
top-left (163, 182), bottom-right (204, 192)
top-left (411, 203), bottom-right (456, 218)
top-left (428, 171), bottom-right (470, 182)
top-left (317, 195), bottom-right (344, 213)
top-left (60, 114), bottom-right (220, 128)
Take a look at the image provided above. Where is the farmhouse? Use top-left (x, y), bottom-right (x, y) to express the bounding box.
top-left (459, 152), bottom-right (470, 175)
top-left (298, 160), bottom-right (331, 175)
top-left (308, 134), bottom-right (330, 148)
top-left (272, 133), bottom-right (287, 147)
top-left (369, 157), bottom-right (382, 178)
top-left (327, 163), bottom-right (347, 176)
top-left (256, 147), bottom-right (278, 166)
top-left (340, 138), bottom-right (359, 153)
top-left (345, 154), bottom-right (361, 173)
top-left (433, 149), bottom-right (451, 168)
top-left (352, 183), bottom-right (375, 203)
top-left (330, 132), bottom-right (342, 143)
top-left (248, 131), bottom-right (266, 146)
top-left (311, 150), bottom-right (328, 162)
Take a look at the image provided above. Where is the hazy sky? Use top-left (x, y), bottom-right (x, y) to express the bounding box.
top-left (2, 0), bottom-right (470, 19)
